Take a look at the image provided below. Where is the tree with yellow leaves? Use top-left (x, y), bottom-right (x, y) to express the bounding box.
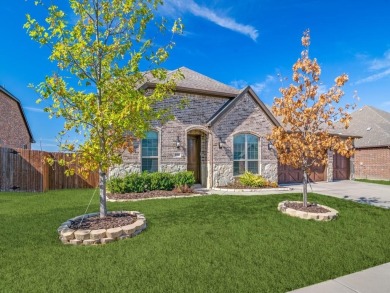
top-left (268, 30), bottom-right (355, 207)
top-left (24, 0), bottom-right (183, 217)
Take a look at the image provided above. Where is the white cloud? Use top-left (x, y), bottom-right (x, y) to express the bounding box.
top-left (251, 75), bottom-right (275, 94)
top-left (355, 68), bottom-right (390, 85)
top-left (165, 0), bottom-right (258, 41)
top-left (355, 50), bottom-right (390, 85)
top-left (230, 79), bottom-right (248, 89)
top-left (230, 75), bottom-right (275, 94)
top-left (24, 106), bottom-right (44, 113)
top-left (369, 50), bottom-right (390, 71)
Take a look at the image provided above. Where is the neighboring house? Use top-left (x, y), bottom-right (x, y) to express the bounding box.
top-left (338, 105), bottom-right (390, 180)
top-left (110, 67), bottom-right (280, 188)
top-left (0, 86), bottom-right (35, 149)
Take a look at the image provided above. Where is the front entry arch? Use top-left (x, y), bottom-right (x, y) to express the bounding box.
top-left (186, 128), bottom-right (209, 187)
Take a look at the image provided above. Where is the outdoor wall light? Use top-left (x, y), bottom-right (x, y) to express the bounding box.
top-left (176, 136), bottom-right (181, 149)
top-left (219, 139), bottom-right (225, 149)
top-left (268, 141), bottom-right (273, 150)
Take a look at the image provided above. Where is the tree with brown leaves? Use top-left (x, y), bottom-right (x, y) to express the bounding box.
top-left (268, 30), bottom-right (355, 207)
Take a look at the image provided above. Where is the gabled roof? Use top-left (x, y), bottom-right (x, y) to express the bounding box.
top-left (266, 104), bottom-right (361, 138)
top-left (336, 105), bottom-right (390, 148)
top-left (206, 86), bottom-right (280, 127)
top-left (142, 67), bottom-right (240, 98)
top-left (0, 86), bottom-right (35, 143)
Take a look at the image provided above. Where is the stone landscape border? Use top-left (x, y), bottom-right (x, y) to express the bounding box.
top-left (213, 187), bottom-right (293, 192)
top-left (278, 201), bottom-right (338, 221)
top-left (57, 211), bottom-right (147, 245)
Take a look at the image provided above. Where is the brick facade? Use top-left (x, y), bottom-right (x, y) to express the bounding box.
top-left (354, 147), bottom-right (390, 180)
top-left (0, 89), bottom-right (33, 149)
top-left (211, 92), bottom-right (278, 186)
top-left (110, 90), bottom-right (279, 187)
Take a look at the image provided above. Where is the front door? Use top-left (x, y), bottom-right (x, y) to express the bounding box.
top-left (187, 135), bottom-right (201, 183)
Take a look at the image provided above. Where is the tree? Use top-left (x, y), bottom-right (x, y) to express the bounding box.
top-left (24, 0), bottom-right (183, 217)
top-left (268, 30), bottom-right (355, 207)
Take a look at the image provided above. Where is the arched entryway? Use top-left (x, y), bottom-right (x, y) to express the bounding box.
top-left (186, 127), bottom-right (210, 187)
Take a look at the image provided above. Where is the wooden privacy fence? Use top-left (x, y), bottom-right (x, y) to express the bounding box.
top-left (0, 147), bottom-right (98, 192)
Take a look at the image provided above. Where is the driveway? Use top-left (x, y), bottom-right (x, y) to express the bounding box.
top-left (203, 180), bottom-right (390, 209)
top-left (283, 180), bottom-right (390, 209)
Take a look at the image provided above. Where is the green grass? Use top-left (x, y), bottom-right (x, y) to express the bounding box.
top-left (355, 178), bottom-right (390, 185)
top-left (0, 190), bottom-right (389, 292)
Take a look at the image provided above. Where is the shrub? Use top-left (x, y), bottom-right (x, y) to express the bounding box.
top-left (239, 171), bottom-right (267, 187)
top-left (173, 171), bottom-right (196, 188)
top-left (150, 172), bottom-right (175, 191)
top-left (107, 177), bottom-right (124, 193)
top-left (122, 172), bottom-right (150, 193)
top-left (107, 171), bottom-right (195, 193)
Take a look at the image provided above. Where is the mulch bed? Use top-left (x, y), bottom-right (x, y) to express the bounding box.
top-left (69, 189), bottom-right (201, 230)
top-left (108, 189), bottom-right (200, 200)
top-left (284, 202), bottom-right (330, 213)
top-left (69, 212), bottom-right (137, 230)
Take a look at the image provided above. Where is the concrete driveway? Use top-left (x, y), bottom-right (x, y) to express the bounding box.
top-left (283, 180), bottom-right (390, 209)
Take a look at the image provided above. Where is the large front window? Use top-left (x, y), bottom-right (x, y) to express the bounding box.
top-left (142, 131), bottom-right (158, 172)
top-left (233, 134), bottom-right (259, 175)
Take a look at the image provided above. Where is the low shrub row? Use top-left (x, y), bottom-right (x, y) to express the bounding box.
top-left (238, 171), bottom-right (278, 188)
top-left (107, 171), bottom-right (196, 194)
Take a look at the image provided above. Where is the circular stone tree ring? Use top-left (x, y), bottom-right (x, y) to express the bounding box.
top-left (278, 201), bottom-right (338, 221)
top-left (57, 211), bottom-right (147, 245)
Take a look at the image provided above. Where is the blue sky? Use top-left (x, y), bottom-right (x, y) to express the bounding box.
top-left (1, 0), bottom-right (390, 151)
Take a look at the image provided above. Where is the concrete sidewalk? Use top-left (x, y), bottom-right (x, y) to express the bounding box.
top-left (289, 262), bottom-right (390, 293)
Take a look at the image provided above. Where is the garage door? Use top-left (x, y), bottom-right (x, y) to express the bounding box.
top-left (278, 163), bottom-right (326, 184)
top-left (333, 153), bottom-right (350, 180)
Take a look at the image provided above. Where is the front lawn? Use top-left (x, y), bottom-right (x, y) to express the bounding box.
top-left (0, 190), bottom-right (389, 292)
top-left (355, 178), bottom-right (390, 185)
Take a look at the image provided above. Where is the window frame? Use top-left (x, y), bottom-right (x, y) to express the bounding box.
top-left (141, 130), bottom-right (159, 172)
top-left (233, 133), bottom-right (259, 176)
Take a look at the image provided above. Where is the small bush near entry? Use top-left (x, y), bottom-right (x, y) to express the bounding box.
top-left (173, 171), bottom-right (196, 188)
top-left (239, 171), bottom-right (268, 187)
top-left (107, 171), bottom-right (195, 193)
top-left (150, 172), bottom-right (175, 191)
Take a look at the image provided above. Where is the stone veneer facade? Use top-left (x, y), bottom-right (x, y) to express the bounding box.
top-left (110, 90), bottom-right (279, 188)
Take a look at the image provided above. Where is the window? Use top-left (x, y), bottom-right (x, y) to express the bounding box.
top-left (233, 134), bottom-right (259, 176)
top-left (141, 131), bottom-right (158, 172)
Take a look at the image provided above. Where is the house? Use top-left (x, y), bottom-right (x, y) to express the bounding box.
top-left (110, 67), bottom-right (357, 186)
top-left (338, 105), bottom-right (390, 180)
top-left (0, 86), bottom-right (35, 149)
top-left (110, 67), bottom-right (280, 188)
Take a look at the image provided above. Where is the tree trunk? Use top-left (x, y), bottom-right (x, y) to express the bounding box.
top-left (99, 169), bottom-right (107, 218)
top-left (303, 170), bottom-right (308, 207)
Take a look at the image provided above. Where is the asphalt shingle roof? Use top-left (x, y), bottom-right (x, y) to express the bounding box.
top-left (146, 67), bottom-right (240, 97)
top-left (336, 105), bottom-right (390, 148)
